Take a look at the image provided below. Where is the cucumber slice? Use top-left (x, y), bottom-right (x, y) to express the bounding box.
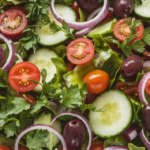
top-left (35, 4), bottom-right (77, 46)
top-left (134, 0), bottom-right (150, 19)
top-left (89, 90), bottom-right (133, 139)
top-left (27, 48), bottom-right (58, 91)
top-left (87, 18), bottom-right (117, 38)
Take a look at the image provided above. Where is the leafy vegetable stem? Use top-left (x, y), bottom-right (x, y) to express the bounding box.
top-left (44, 104), bottom-right (57, 116)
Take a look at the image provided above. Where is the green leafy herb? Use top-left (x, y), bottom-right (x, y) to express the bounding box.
top-left (143, 27), bottom-right (150, 46)
top-left (55, 0), bottom-right (75, 5)
top-left (25, 0), bottom-right (50, 22)
top-left (128, 143), bottom-right (145, 150)
top-left (49, 20), bottom-right (75, 39)
top-left (26, 130), bottom-right (49, 150)
top-left (134, 0), bottom-right (142, 6)
top-left (119, 18), bottom-right (145, 57)
top-left (52, 45), bottom-right (67, 58)
top-left (79, 8), bottom-right (88, 22)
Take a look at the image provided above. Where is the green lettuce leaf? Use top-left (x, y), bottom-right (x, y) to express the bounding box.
top-left (128, 143), bottom-right (145, 150)
top-left (52, 45), bottom-right (66, 58)
top-left (79, 8), bottom-right (88, 22)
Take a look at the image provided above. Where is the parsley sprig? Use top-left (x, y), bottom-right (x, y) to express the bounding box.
top-left (119, 18), bottom-right (145, 57)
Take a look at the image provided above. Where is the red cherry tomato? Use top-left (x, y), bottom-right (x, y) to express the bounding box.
top-left (90, 142), bottom-right (104, 150)
top-left (0, 9), bottom-right (28, 36)
top-left (113, 18), bottom-right (144, 42)
top-left (66, 63), bottom-right (76, 71)
top-left (145, 78), bottom-right (150, 96)
top-left (67, 38), bottom-right (95, 65)
top-left (9, 62), bottom-right (41, 92)
top-left (71, 1), bottom-right (80, 19)
top-left (19, 146), bottom-right (29, 150)
top-left (18, 92), bottom-right (37, 104)
top-left (0, 145), bottom-right (12, 150)
top-left (101, 11), bottom-right (114, 22)
top-left (83, 70), bottom-right (110, 94)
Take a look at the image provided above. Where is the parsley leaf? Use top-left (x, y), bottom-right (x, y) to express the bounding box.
top-left (26, 130), bottom-right (49, 150)
top-left (134, 0), bottom-right (142, 6)
top-left (49, 20), bottom-right (75, 39)
top-left (119, 18), bottom-right (145, 57)
top-left (25, 0), bottom-right (50, 22)
top-left (143, 27), bottom-right (150, 46)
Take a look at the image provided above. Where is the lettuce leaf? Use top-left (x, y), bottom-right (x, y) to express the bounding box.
top-left (128, 143), bottom-right (145, 150)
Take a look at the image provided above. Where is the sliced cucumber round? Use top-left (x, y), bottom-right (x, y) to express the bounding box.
top-left (134, 0), bottom-right (150, 19)
top-left (27, 48), bottom-right (58, 91)
top-left (89, 90), bottom-right (133, 139)
top-left (35, 4), bottom-right (77, 47)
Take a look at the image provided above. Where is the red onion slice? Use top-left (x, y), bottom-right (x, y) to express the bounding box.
top-left (14, 124), bottom-right (67, 150)
top-left (122, 124), bottom-right (140, 143)
top-left (51, 112), bottom-right (93, 150)
top-left (140, 127), bottom-right (150, 149)
top-left (87, 7), bottom-right (113, 21)
top-left (0, 33), bottom-right (15, 71)
top-left (50, 0), bottom-right (109, 30)
top-left (103, 146), bottom-right (129, 150)
top-left (15, 53), bottom-right (23, 62)
top-left (139, 72), bottom-right (150, 106)
top-left (143, 61), bottom-right (150, 72)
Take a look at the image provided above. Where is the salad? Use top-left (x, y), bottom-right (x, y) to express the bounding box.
top-left (0, 0), bottom-right (150, 149)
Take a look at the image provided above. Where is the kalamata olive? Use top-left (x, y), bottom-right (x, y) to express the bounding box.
top-left (41, 100), bottom-right (60, 113)
top-left (120, 55), bottom-right (143, 80)
top-left (84, 92), bottom-right (96, 104)
top-left (0, 48), bottom-right (5, 67)
top-left (63, 119), bottom-right (86, 149)
top-left (76, 0), bottom-right (98, 12)
top-left (113, 0), bottom-right (134, 18)
top-left (143, 50), bottom-right (150, 60)
top-left (142, 104), bottom-right (150, 132)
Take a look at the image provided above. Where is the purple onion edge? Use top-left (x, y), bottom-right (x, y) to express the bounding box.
top-left (103, 145), bottom-right (129, 150)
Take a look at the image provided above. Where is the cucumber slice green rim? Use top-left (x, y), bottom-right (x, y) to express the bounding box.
top-left (89, 90), bottom-right (133, 139)
top-left (35, 4), bottom-right (77, 47)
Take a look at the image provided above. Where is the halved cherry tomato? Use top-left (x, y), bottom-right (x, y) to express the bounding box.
top-left (0, 9), bottom-right (28, 36)
top-left (71, 1), bottom-right (80, 19)
top-left (145, 78), bottom-right (150, 96)
top-left (66, 63), bottom-right (76, 71)
top-left (83, 70), bottom-right (110, 94)
top-left (9, 62), bottom-right (40, 92)
top-left (113, 81), bottom-right (139, 100)
top-left (113, 18), bottom-right (144, 42)
top-left (0, 145), bottom-right (12, 150)
top-left (90, 142), bottom-right (104, 150)
top-left (67, 38), bottom-right (95, 65)
top-left (102, 11), bottom-right (114, 22)
top-left (19, 146), bottom-right (29, 150)
top-left (18, 92), bottom-right (37, 104)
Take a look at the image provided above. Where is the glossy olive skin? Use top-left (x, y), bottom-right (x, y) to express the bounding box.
top-left (76, 0), bottom-right (98, 12)
top-left (120, 55), bottom-right (143, 80)
top-left (142, 104), bottom-right (150, 132)
top-left (63, 119), bottom-right (86, 149)
top-left (0, 48), bottom-right (5, 67)
top-left (84, 92), bottom-right (96, 104)
top-left (113, 0), bottom-right (134, 18)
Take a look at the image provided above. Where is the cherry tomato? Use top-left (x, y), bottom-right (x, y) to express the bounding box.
top-left (19, 146), bottom-right (29, 150)
top-left (113, 81), bottom-right (139, 100)
top-left (113, 18), bottom-right (144, 42)
top-left (18, 92), bottom-right (37, 104)
top-left (0, 8), bottom-right (28, 36)
top-left (83, 70), bottom-right (110, 94)
top-left (0, 145), bottom-right (12, 150)
top-left (9, 62), bottom-right (41, 92)
top-left (66, 63), bottom-right (76, 71)
top-left (145, 78), bottom-right (150, 96)
top-left (90, 142), bottom-right (104, 150)
top-left (67, 38), bottom-right (95, 65)
top-left (101, 11), bottom-right (114, 22)
top-left (71, 1), bottom-right (80, 19)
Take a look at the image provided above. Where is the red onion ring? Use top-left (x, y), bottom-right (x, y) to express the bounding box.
top-left (51, 112), bottom-right (93, 150)
top-left (143, 61), bottom-right (150, 72)
top-left (15, 53), bottom-right (23, 62)
top-left (103, 146), bottom-right (129, 150)
top-left (87, 7), bottom-right (113, 21)
top-left (139, 72), bottom-right (150, 106)
top-left (50, 0), bottom-right (109, 30)
top-left (14, 124), bottom-right (67, 150)
top-left (74, 7), bottom-right (112, 37)
top-left (140, 127), bottom-right (150, 149)
top-left (0, 33), bottom-right (15, 71)
top-left (121, 124), bottom-right (140, 143)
